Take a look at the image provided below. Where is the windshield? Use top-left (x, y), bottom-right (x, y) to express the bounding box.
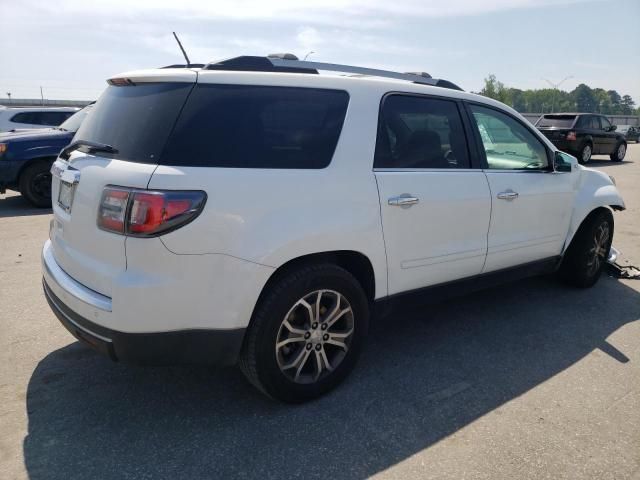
top-left (73, 83), bottom-right (194, 163)
top-left (536, 115), bottom-right (576, 128)
top-left (58, 105), bottom-right (93, 132)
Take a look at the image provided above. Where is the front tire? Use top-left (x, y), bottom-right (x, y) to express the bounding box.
top-left (240, 264), bottom-right (369, 403)
top-left (558, 209), bottom-right (613, 288)
top-left (610, 142), bottom-right (626, 162)
top-left (578, 143), bottom-right (592, 164)
top-left (19, 161), bottom-right (52, 208)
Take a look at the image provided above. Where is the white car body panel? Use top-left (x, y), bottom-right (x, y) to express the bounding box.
top-left (374, 170), bottom-right (491, 295)
top-left (50, 153), bottom-right (158, 297)
top-left (482, 170), bottom-right (575, 272)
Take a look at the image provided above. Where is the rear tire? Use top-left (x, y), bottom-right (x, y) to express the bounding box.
top-left (19, 161), bottom-right (52, 208)
top-left (240, 263), bottom-right (369, 403)
top-left (558, 209), bottom-right (613, 288)
top-left (610, 142), bottom-right (626, 162)
top-left (578, 143), bottom-right (592, 164)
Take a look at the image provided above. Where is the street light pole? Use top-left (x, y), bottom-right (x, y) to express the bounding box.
top-left (542, 75), bottom-right (573, 113)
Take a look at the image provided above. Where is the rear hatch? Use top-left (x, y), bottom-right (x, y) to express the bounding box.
top-left (50, 70), bottom-right (196, 297)
top-left (536, 114), bottom-right (576, 141)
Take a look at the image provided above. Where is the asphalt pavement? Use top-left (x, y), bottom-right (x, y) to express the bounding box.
top-left (1, 145), bottom-right (639, 480)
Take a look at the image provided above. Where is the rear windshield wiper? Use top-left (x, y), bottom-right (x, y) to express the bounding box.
top-left (60, 140), bottom-right (118, 160)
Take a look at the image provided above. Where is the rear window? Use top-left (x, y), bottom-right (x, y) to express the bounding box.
top-left (535, 115), bottom-right (576, 128)
top-left (73, 83), bottom-right (194, 164)
top-left (161, 85), bottom-right (350, 168)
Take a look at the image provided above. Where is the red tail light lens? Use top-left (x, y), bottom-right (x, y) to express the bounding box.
top-left (97, 187), bottom-right (130, 233)
top-left (98, 187), bottom-right (206, 237)
top-left (566, 131), bottom-right (577, 141)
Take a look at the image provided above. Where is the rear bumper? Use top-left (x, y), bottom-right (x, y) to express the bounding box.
top-left (42, 239), bottom-right (247, 365)
top-left (43, 279), bottom-right (245, 365)
top-left (547, 140), bottom-right (579, 154)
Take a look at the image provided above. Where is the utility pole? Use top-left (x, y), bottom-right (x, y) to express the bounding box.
top-left (6, 92), bottom-right (11, 105)
top-left (542, 76), bottom-right (573, 113)
top-left (40, 86), bottom-right (44, 106)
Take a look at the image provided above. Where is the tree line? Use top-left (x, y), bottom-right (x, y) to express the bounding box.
top-left (477, 75), bottom-right (639, 116)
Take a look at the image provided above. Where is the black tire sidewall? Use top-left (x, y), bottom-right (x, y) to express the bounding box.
top-left (251, 265), bottom-right (369, 403)
top-left (579, 143), bottom-right (592, 164)
top-left (611, 142), bottom-right (626, 162)
top-left (19, 161), bottom-right (52, 208)
top-left (562, 210), bottom-right (613, 288)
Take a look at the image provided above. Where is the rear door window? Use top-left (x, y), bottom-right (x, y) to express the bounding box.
top-left (374, 94), bottom-right (470, 169)
top-left (161, 85), bottom-right (350, 168)
top-left (39, 111), bottom-right (73, 125)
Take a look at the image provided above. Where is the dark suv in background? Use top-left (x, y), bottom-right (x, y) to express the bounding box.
top-left (535, 113), bottom-right (627, 164)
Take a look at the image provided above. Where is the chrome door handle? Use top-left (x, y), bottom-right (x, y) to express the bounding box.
top-left (497, 190), bottom-right (519, 201)
top-left (388, 194), bottom-right (419, 207)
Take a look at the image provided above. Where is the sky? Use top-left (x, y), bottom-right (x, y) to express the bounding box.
top-left (1, 0), bottom-right (639, 104)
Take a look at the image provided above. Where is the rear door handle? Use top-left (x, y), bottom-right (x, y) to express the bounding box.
top-left (497, 190), bottom-right (519, 201)
top-left (388, 194), bottom-right (419, 207)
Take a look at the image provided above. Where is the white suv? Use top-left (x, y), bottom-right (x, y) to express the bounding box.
top-left (42, 55), bottom-right (625, 402)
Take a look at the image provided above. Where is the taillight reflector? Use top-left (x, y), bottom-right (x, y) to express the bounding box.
top-left (566, 131), bottom-right (577, 141)
top-left (98, 187), bottom-right (206, 237)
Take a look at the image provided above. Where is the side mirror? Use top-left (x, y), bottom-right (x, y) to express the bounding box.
top-left (610, 124), bottom-right (617, 132)
top-left (553, 151), bottom-right (575, 172)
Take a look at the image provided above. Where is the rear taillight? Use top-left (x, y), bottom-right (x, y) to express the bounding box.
top-left (566, 131), bottom-right (577, 141)
top-left (98, 186), bottom-right (206, 237)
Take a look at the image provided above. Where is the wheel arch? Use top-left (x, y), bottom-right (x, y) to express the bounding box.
top-left (254, 250), bottom-right (377, 310)
top-left (16, 155), bottom-right (56, 185)
top-left (563, 205), bottom-right (616, 254)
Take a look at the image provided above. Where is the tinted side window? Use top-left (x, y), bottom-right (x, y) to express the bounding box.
top-left (162, 85), bottom-right (350, 168)
top-left (469, 104), bottom-right (549, 170)
top-left (590, 116), bottom-right (601, 129)
top-left (600, 116), bottom-right (612, 130)
top-left (374, 95), bottom-right (470, 169)
top-left (40, 111), bottom-right (73, 125)
top-left (10, 112), bottom-right (36, 124)
top-left (575, 116), bottom-right (590, 128)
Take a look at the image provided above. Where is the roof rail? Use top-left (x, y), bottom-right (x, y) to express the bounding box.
top-left (203, 55), bottom-right (462, 91)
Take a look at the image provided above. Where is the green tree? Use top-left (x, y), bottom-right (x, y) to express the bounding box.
top-left (572, 84), bottom-right (596, 112)
top-left (621, 95), bottom-right (636, 115)
top-left (475, 75), bottom-right (638, 117)
top-left (480, 74), bottom-right (511, 104)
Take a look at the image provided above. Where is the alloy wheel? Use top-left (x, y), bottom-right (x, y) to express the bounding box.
top-left (617, 144), bottom-right (626, 160)
top-left (582, 145), bottom-right (592, 163)
top-left (586, 222), bottom-right (609, 276)
top-left (275, 289), bottom-right (354, 384)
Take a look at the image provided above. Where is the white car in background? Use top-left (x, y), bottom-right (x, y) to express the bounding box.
top-left (42, 55), bottom-right (625, 403)
top-left (0, 106), bottom-right (79, 132)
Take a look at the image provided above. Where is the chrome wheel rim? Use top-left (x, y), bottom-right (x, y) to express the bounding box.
top-left (617, 144), bottom-right (626, 160)
top-left (582, 145), bottom-right (591, 163)
top-left (275, 289), bottom-right (354, 384)
top-left (586, 222), bottom-right (610, 276)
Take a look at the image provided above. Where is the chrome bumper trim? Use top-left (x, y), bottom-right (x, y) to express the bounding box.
top-left (42, 239), bottom-right (113, 312)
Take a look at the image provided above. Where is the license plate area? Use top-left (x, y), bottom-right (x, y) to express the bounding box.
top-left (58, 180), bottom-right (75, 212)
